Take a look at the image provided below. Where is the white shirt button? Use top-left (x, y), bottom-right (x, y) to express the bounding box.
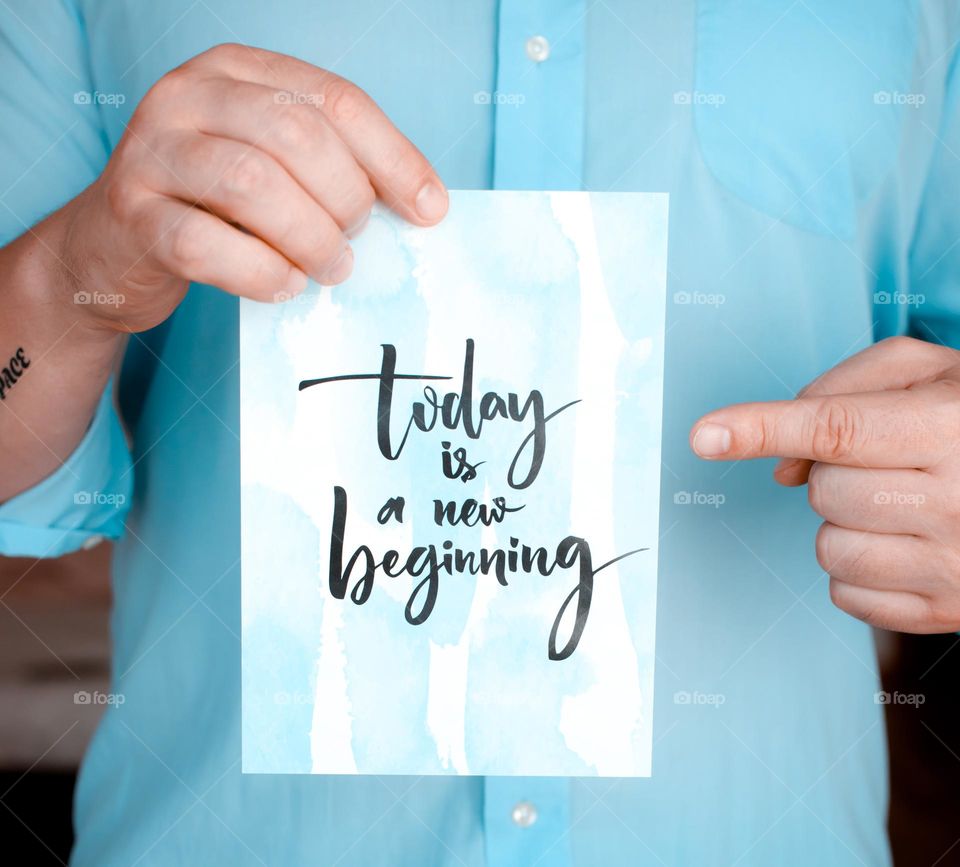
top-left (511, 800), bottom-right (538, 828)
top-left (82, 534), bottom-right (104, 551)
top-left (525, 35), bottom-right (550, 63)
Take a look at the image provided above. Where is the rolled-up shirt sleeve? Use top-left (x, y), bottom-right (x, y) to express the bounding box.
top-left (0, 380), bottom-right (132, 557)
top-left (0, 0), bottom-right (133, 558)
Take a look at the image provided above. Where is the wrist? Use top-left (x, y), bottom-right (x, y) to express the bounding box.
top-left (13, 197), bottom-right (123, 347)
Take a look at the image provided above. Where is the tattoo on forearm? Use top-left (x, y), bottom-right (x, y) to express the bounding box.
top-left (0, 348), bottom-right (30, 400)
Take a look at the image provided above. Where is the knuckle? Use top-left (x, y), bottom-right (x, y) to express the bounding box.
top-left (816, 524), bottom-right (870, 578)
top-left (129, 198), bottom-right (163, 245)
top-left (269, 213), bottom-right (306, 256)
top-left (828, 576), bottom-right (851, 612)
top-left (354, 178), bottom-right (377, 213)
top-left (925, 595), bottom-right (960, 632)
top-left (880, 335), bottom-right (912, 353)
top-left (815, 523), bottom-right (836, 572)
top-left (857, 604), bottom-right (887, 629)
top-left (103, 178), bottom-right (140, 221)
top-left (278, 222), bottom-right (339, 273)
top-left (927, 597), bottom-right (960, 632)
top-left (323, 77), bottom-right (368, 124)
top-left (314, 231), bottom-right (344, 267)
top-left (250, 255), bottom-right (289, 295)
top-left (272, 105), bottom-right (315, 152)
top-left (827, 577), bottom-right (881, 625)
top-left (751, 412), bottom-right (774, 458)
top-left (145, 65), bottom-right (193, 107)
top-left (810, 399), bottom-right (865, 462)
top-left (178, 135), bottom-right (214, 171)
top-left (199, 42), bottom-right (248, 67)
top-left (221, 151), bottom-right (271, 198)
top-left (339, 179), bottom-right (376, 226)
top-left (806, 463), bottom-right (827, 515)
top-left (169, 218), bottom-right (210, 270)
top-left (381, 144), bottom-right (423, 189)
top-left (843, 541), bottom-right (871, 579)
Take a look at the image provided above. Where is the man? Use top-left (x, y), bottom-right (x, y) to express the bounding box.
top-left (0, 1), bottom-right (957, 864)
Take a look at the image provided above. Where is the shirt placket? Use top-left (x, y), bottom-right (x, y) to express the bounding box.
top-left (483, 1), bottom-right (584, 865)
top-left (492, 0), bottom-right (586, 191)
top-left (483, 776), bottom-right (574, 867)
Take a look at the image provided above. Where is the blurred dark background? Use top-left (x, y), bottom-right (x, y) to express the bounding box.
top-left (1, 548), bottom-right (958, 866)
top-left (880, 628), bottom-right (960, 866)
top-left (0, 545), bottom-right (112, 866)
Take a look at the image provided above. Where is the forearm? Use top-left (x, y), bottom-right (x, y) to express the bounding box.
top-left (0, 205), bottom-right (124, 503)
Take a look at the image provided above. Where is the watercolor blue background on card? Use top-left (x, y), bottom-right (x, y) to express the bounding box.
top-left (240, 190), bottom-right (668, 777)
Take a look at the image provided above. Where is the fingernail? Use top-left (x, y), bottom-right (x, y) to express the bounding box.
top-left (320, 245), bottom-right (354, 285)
top-left (692, 422), bottom-right (731, 457)
top-left (415, 181), bottom-right (448, 223)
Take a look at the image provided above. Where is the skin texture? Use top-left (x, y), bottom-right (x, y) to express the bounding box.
top-left (690, 335), bottom-right (960, 634)
top-left (0, 43), bottom-right (448, 503)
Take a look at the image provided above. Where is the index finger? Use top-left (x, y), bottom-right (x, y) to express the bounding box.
top-left (199, 44), bottom-right (448, 226)
top-left (690, 389), bottom-right (943, 468)
top-left (775, 336), bottom-right (955, 485)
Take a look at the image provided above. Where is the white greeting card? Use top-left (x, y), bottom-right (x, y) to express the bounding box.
top-left (241, 190), bottom-right (668, 776)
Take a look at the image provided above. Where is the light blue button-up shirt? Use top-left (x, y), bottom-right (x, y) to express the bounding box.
top-left (1, 1), bottom-right (958, 864)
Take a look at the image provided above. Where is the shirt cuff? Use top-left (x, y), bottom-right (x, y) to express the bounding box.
top-left (0, 381), bottom-right (132, 558)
